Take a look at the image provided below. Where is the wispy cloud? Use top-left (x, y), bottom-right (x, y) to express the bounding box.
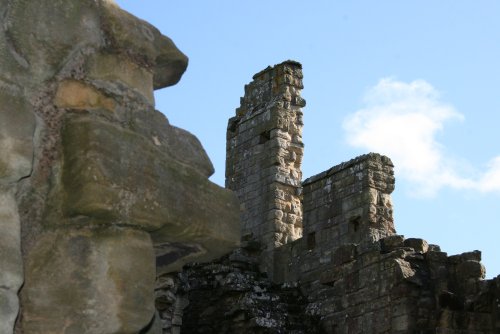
top-left (343, 78), bottom-right (500, 197)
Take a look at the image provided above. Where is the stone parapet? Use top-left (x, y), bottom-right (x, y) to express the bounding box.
top-left (302, 153), bottom-right (396, 248)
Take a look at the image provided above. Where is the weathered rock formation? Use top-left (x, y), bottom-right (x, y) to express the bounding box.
top-left (0, 1), bottom-right (240, 333)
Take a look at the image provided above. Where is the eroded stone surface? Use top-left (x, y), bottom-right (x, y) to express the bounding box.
top-left (0, 190), bottom-right (23, 333)
top-left (0, 191), bottom-right (23, 291)
top-left (0, 289), bottom-right (19, 334)
top-left (60, 116), bottom-right (228, 232)
top-left (54, 80), bottom-right (116, 112)
top-left (0, 92), bottom-right (35, 184)
top-left (3, 0), bottom-right (187, 90)
top-left (99, 1), bottom-right (188, 89)
top-left (0, 1), bottom-right (239, 333)
top-left (22, 227), bottom-right (155, 334)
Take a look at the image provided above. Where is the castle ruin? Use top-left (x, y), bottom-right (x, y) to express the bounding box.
top-left (0, 1), bottom-right (499, 333)
top-left (157, 61), bottom-right (500, 334)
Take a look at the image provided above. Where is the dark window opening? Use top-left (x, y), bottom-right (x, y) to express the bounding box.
top-left (350, 216), bottom-right (361, 233)
top-left (259, 130), bottom-right (271, 144)
top-left (307, 232), bottom-right (316, 250)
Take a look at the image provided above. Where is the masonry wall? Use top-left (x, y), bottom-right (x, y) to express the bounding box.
top-left (274, 153), bottom-right (395, 282)
top-left (302, 153), bottom-right (396, 249)
top-left (274, 153), bottom-right (498, 333)
top-left (226, 61), bottom-right (305, 276)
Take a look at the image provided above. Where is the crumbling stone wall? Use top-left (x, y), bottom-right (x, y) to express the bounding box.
top-left (0, 1), bottom-right (240, 333)
top-left (272, 151), bottom-right (496, 332)
top-left (154, 62), bottom-right (500, 334)
top-left (179, 255), bottom-right (319, 334)
top-left (162, 146), bottom-right (498, 333)
top-left (187, 62), bottom-right (499, 333)
top-left (226, 61), bottom-right (305, 277)
top-left (302, 154), bottom-right (396, 251)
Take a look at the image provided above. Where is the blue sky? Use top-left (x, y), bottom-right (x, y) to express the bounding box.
top-left (116, 0), bottom-right (500, 278)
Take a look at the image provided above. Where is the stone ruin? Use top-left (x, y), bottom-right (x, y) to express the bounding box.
top-left (155, 61), bottom-right (499, 334)
top-left (0, 1), bottom-right (499, 333)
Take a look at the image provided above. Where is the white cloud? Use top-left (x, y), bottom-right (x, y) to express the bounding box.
top-left (343, 77), bottom-right (500, 197)
top-left (477, 157), bottom-right (500, 193)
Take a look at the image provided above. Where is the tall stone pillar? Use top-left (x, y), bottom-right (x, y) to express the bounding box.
top-left (226, 61), bottom-right (305, 277)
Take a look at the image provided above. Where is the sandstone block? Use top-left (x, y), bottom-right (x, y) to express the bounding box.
top-left (404, 238), bottom-right (429, 253)
top-left (4, 0), bottom-right (103, 85)
top-left (392, 314), bottom-right (410, 331)
top-left (0, 91), bottom-right (35, 184)
top-left (107, 107), bottom-right (214, 177)
top-left (0, 289), bottom-right (19, 334)
top-left (456, 260), bottom-right (486, 280)
top-left (394, 259), bottom-right (417, 281)
top-left (0, 36), bottom-right (29, 87)
top-left (381, 235), bottom-right (405, 253)
top-left (55, 80), bottom-right (116, 111)
top-left (61, 117), bottom-right (240, 273)
top-left (142, 311), bottom-right (162, 334)
top-left (0, 191), bottom-right (23, 291)
top-left (22, 227), bottom-right (155, 334)
top-left (4, 0), bottom-right (187, 89)
top-left (165, 125), bottom-right (215, 177)
top-left (100, 1), bottom-right (188, 88)
top-left (333, 244), bottom-right (358, 266)
top-left (85, 53), bottom-right (154, 104)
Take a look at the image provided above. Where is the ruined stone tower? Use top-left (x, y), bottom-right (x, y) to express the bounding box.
top-left (226, 61), bottom-right (305, 275)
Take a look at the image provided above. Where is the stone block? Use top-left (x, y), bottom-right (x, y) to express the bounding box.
top-left (22, 226), bottom-right (156, 334)
top-left (99, 1), bottom-right (188, 88)
top-left (85, 53), bottom-right (154, 104)
top-left (426, 250), bottom-right (448, 263)
top-left (428, 244), bottom-right (441, 252)
top-left (456, 260), bottom-right (486, 280)
top-left (117, 108), bottom-right (214, 177)
top-left (448, 250), bottom-right (482, 264)
top-left (0, 91), bottom-right (35, 185)
top-left (332, 244), bottom-right (358, 266)
top-left (142, 311), bottom-right (162, 334)
top-left (4, 0), bottom-right (187, 90)
top-left (55, 80), bottom-right (116, 111)
top-left (381, 234), bottom-right (405, 253)
top-left (61, 117), bottom-right (240, 273)
top-left (404, 238), bottom-right (429, 253)
top-left (0, 191), bottom-right (23, 291)
top-left (0, 33), bottom-right (29, 85)
top-left (391, 314), bottom-right (410, 331)
top-left (10, 1), bottom-right (134, 88)
top-left (0, 190), bottom-right (22, 334)
top-left (394, 258), bottom-right (421, 285)
top-left (165, 126), bottom-right (215, 177)
top-left (0, 289), bottom-right (19, 334)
